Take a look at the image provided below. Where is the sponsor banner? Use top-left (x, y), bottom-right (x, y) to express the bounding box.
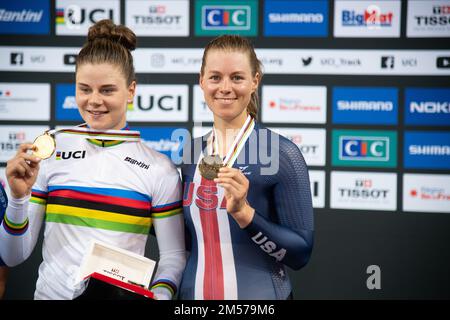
top-left (262, 85), bottom-right (327, 124)
top-left (2, 47), bottom-right (450, 75)
top-left (192, 125), bottom-right (212, 139)
top-left (127, 85), bottom-right (189, 122)
top-left (0, 125), bottom-right (49, 162)
top-left (404, 131), bottom-right (450, 169)
top-left (125, 0), bottom-right (189, 36)
top-left (332, 129), bottom-right (397, 168)
top-left (193, 85), bottom-right (214, 123)
top-left (0, 0), bottom-right (50, 34)
top-left (330, 171), bottom-right (397, 211)
top-left (0, 167), bottom-right (10, 201)
top-left (404, 88), bottom-right (450, 126)
top-left (132, 126), bottom-right (187, 161)
top-left (194, 0), bottom-right (258, 36)
top-left (308, 170), bottom-right (326, 208)
top-left (0, 47), bottom-right (79, 72)
top-left (55, 0), bottom-right (120, 36)
top-left (263, 0), bottom-right (328, 37)
top-left (407, 0), bottom-right (450, 38)
top-left (332, 87), bottom-right (398, 125)
top-left (334, 0), bottom-right (401, 38)
top-left (403, 174), bottom-right (450, 213)
top-left (55, 83), bottom-right (83, 121)
top-left (269, 127), bottom-right (326, 166)
top-left (0, 83), bottom-right (50, 121)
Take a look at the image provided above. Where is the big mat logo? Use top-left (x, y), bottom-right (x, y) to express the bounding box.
top-left (0, 0), bottom-right (50, 34)
top-left (55, 0), bottom-right (120, 35)
top-left (403, 174), bottom-right (450, 213)
top-left (332, 129), bottom-right (397, 168)
top-left (330, 171), bottom-right (397, 211)
top-left (263, 0), bottom-right (328, 37)
top-left (195, 0), bottom-right (258, 36)
top-left (405, 88), bottom-right (450, 126)
top-left (334, 0), bottom-right (401, 37)
top-left (332, 87), bottom-right (398, 125)
top-left (404, 131), bottom-right (450, 169)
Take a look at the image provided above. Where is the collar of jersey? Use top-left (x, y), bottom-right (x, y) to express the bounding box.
top-left (76, 123), bottom-right (138, 148)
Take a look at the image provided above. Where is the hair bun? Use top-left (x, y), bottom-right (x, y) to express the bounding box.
top-left (87, 19), bottom-right (136, 51)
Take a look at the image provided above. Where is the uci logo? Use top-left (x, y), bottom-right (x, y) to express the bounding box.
top-left (56, 150), bottom-right (86, 160)
top-left (59, 5), bottom-right (114, 29)
top-left (203, 6), bottom-right (250, 30)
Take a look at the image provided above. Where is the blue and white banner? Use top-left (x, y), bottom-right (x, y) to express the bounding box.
top-left (0, 0), bottom-right (50, 35)
top-left (405, 88), bottom-right (450, 126)
top-left (404, 131), bottom-right (450, 169)
top-left (332, 87), bottom-right (398, 125)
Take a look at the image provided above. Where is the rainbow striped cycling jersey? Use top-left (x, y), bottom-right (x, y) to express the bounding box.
top-left (0, 126), bottom-right (185, 300)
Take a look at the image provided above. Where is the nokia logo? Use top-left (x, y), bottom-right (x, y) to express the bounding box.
top-left (124, 157), bottom-right (150, 170)
top-left (410, 102), bottom-right (449, 113)
top-left (56, 150), bottom-right (86, 160)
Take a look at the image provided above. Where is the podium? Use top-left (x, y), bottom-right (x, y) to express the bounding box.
top-left (75, 272), bottom-right (154, 300)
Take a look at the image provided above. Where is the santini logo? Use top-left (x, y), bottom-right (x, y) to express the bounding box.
top-left (124, 156), bottom-right (150, 170)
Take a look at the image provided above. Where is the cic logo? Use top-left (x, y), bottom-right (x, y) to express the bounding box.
top-left (332, 130), bottom-right (397, 168)
top-left (195, 1), bottom-right (258, 36)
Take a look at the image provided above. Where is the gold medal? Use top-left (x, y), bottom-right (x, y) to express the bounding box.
top-left (32, 133), bottom-right (56, 159)
top-left (199, 155), bottom-right (223, 180)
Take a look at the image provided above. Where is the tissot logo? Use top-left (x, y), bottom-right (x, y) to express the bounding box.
top-left (330, 171), bottom-right (397, 211)
top-left (10, 52), bottom-right (24, 65)
top-left (55, 150), bottom-right (86, 160)
top-left (64, 54), bottom-right (77, 65)
top-left (381, 56), bottom-right (394, 69)
top-left (407, 1), bottom-right (450, 37)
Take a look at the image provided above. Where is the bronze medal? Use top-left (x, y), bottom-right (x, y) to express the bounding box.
top-left (199, 155), bottom-right (223, 180)
top-left (32, 133), bottom-right (56, 159)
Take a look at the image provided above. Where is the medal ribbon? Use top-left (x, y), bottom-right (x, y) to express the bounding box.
top-left (210, 115), bottom-right (255, 168)
top-left (46, 123), bottom-right (140, 142)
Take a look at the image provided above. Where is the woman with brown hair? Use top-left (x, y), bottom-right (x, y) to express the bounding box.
top-left (180, 35), bottom-right (314, 300)
top-left (0, 20), bottom-right (186, 300)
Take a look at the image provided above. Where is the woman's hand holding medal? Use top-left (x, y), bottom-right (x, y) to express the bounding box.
top-left (214, 167), bottom-right (255, 229)
top-left (6, 143), bottom-right (42, 199)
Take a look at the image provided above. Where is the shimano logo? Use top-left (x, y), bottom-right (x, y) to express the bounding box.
top-left (409, 145), bottom-right (450, 156)
top-left (337, 100), bottom-right (393, 111)
top-left (268, 13), bottom-right (323, 24)
top-left (410, 102), bottom-right (449, 113)
top-left (124, 156), bottom-right (150, 170)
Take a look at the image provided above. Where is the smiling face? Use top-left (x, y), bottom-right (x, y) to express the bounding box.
top-left (200, 49), bottom-right (259, 127)
top-left (75, 63), bottom-right (136, 130)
